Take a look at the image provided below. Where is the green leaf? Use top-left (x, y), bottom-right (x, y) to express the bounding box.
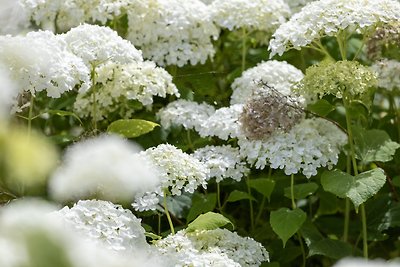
top-left (248, 178), bottom-right (276, 201)
top-left (307, 99), bottom-right (336, 116)
top-left (226, 190), bottom-right (256, 203)
top-left (353, 128), bottom-right (400, 163)
top-left (107, 119), bottom-right (159, 138)
top-left (284, 183), bottom-right (318, 200)
top-left (186, 193), bottom-right (217, 222)
top-left (270, 208), bottom-right (307, 247)
top-left (308, 238), bottom-right (352, 259)
top-left (166, 194), bottom-right (192, 219)
top-left (186, 212), bottom-right (234, 232)
top-left (321, 170), bottom-right (354, 199)
top-left (317, 191), bottom-right (339, 215)
top-left (322, 168), bottom-right (387, 209)
top-left (378, 202), bottom-right (400, 231)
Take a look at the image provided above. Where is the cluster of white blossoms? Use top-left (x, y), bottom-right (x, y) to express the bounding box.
top-left (74, 60), bottom-right (179, 121)
top-left (0, 30), bottom-right (91, 99)
top-left (193, 145), bottom-right (249, 182)
top-left (61, 24), bottom-right (142, 67)
top-left (57, 200), bottom-right (148, 252)
top-left (0, 199), bottom-right (166, 267)
top-left (269, 0), bottom-right (400, 56)
top-left (239, 118), bottom-right (347, 178)
top-left (18, 0), bottom-right (130, 32)
top-left (230, 60), bottom-right (304, 105)
top-left (209, 0), bottom-right (290, 33)
top-left (199, 104), bottom-right (244, 140)
top-left (0, 0), bottom-right (30, 35)
top-left (371, 59), bottom-right (400, 91)
top-left (155, 229), bottom-right (269, 267)
top-left (157, 99), bottom-right (216, 132)
top-left (127, 0), bottom-right (219, 67)
top-left (49, 135), bottom-right (160, 203)
top-left (133, 144), bottom-right (209, 211)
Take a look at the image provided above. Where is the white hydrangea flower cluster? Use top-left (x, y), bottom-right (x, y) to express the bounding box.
top-left (127, 0), bottom-right (219, 67)
top-left (193, 145), bottom-right (249, 182)
top-left (157, 99), bottom-right (216, 132)
top-left (239, 118), bottom-right (347, 178)
top-left (371, 59), bottom-right (400, 91)
top-left (210, 0), bottom-right (290, 33)
top-left (19, 0), bottom-right (130, 32)
top-left (155, 230), bottom-right (241, 267)
top-left (62, 24), bottom-right (142, 67)
top-left (74, 60), bottom-right (179, 121)
top-left (230, 60), bottom-right (304, 105)
top-left (199, 104), bottom-right (244, 140)
top-left (0, 0), bottom-right (30, 35)
top-left (132, 144), bottom-right (210, 211)
top-left (0, 199), bottom-right (167, 267)
top-left (155, 229), bottom-right (269, 267)
top-left (0, 30), bottom-right (91, 98)
top-left (49, 135), bottom-right (160, 202)
top-left (141, 144), bottom-right (209, 196)
top-left (269, 0), bottom-right (400, 56)
top-left (57, 200), bottom-right (148, 252)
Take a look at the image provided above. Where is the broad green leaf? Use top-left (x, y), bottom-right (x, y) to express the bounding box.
top-left (317, 191), bottom-right (339, 215)
top-left (284, 183), bottom-right (318, 200)
top-left (321, 170), bottom-right (354, 199)
top-left (226, 190), bottom-right (256, 203)
top-left (300, 220), bottom-right (324, 246)
top-left (378, 202), bottom-right (400, 231)
top-left (107, 119), bottom-right (159, 138)
top-left (270, 208), bottom-right (307, 247)
top-left (186, 212), bottom-right (233, 232)
top-left (353, 128), bottom-right (400, 163)
top-left (347, 168), bottom-right (386, 209)
top-left (308, 238), bottom-right (352, 259)
top-left (186, 193), bottom-right (217, 222)
top-left (307, 99), bottom-right (336, 116)
top-left (248, 178), bottom-right (276, 201)
top-left (166, 194), bottom-right (192, 219)
top-left (46, 109), bottom-right (83, 125)
top-left (322, 168), bottom-right (386, 209)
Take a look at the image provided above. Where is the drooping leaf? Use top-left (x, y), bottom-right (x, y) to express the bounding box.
top-left (346, 168), bottom-right (387, 209)
top-left (353, 127), bottom-right (400, 163)
top-left (321, 170), bottom-right (354, 199)
top-left (322, 168), bottom-right (387, 209)
top-left (186, 212), bottom-right (234, 232)
top-left (270, 208), bottom-right (307, 247)
top-left (186, 193), bottom-right (217, 222)
top-left (307, 99), bottom-right (336, 117)
top-left (46, 109), bottom-right (83, 125)
top-left (107, 119), bottom-right (159, 138)
top-left (308, 238), bottom-right (352, 259)
top-left (226, 190), bottom-right (256, 203)
top-left (284, 183), bottom-right (318, 200)
top-left (248, 178), bottom-right (276, 201)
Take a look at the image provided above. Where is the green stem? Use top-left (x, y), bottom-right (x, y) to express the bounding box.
top-left (360, 203), bottom-right (368, 258)
top-left (343, 153), bottom-right (352, 242)
top-left (389, 92), bottom-right (400, 142)
top-left (163, 190), bottom-right (175, 235)
top-left (297, 232), bottom-right (307, 267)
top-left (255, 168), bottom-right (272, 225)
top-left (344, 98), bottom-right (368, 258)
top-left (241, 28), bottom-right (247, 72)
top-left (246, 176), bottom-right (255, 230)
top-left (291, 174), bottom-right (296, 209)
top-left (217, 182), bottom-right (222, 210)
top-left (186, 130), bottom-right (193, 150)
top-left (337, 30), bottom-right (348, 60)
top-left (27, 93), bottom-right (35, 136)
top-left (311, 41), bottom-right (335, 61)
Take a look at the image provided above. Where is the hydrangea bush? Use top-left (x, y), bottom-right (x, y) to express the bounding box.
top-left (1, 0), bottom-right (400, 266)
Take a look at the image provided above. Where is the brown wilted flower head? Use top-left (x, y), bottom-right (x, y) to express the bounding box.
top-left (239, 83), bottom-right (304, 140)
top-left (366, 22), bottom-right (400, 60)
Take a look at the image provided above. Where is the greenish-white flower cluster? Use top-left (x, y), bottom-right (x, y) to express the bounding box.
top-left (269, 0), bottom-right (400, 56)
